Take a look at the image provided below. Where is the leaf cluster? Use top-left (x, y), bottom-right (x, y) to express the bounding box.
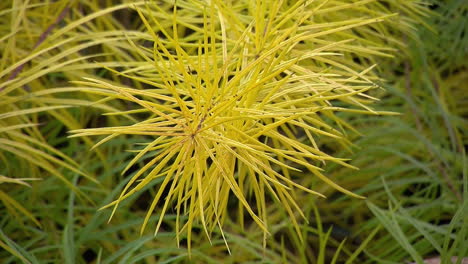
top-left (1, 0), bottom-right (466, 263)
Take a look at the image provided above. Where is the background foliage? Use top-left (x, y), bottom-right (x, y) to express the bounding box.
top-left (0, 0), bottom-right (466, 263)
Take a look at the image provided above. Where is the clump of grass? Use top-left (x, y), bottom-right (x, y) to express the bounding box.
top-left (69, 1), bottom-right (410, 250)
top-left (0, 1), bottom-right (98, 245)
top-left (284, 0), bottom-right (467, 262)
top-left (6, 0), bottom-right (459, 263)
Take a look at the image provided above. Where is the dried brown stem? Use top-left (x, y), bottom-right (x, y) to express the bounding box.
top-left (7, 5), bottom-right (71, 82)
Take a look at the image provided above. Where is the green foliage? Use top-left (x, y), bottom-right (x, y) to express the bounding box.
top-left (0, 0), bottom-right (466, 263)
top-left (69, 0), bottom-right (399, 248)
